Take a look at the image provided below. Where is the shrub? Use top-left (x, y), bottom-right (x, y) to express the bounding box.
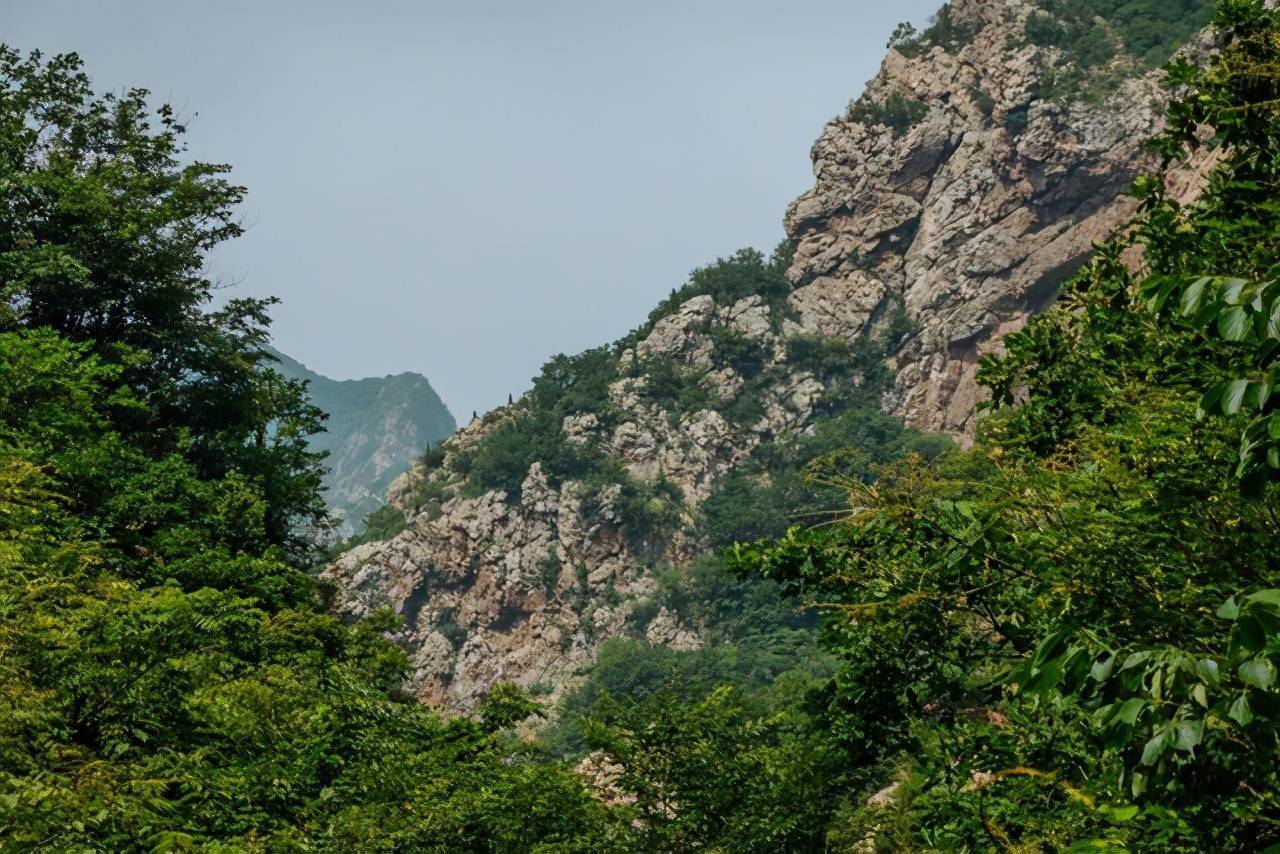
top-left (1024, 0), bottom-right (1215, 101)
top-left (626, 598), bottom-right (661, 635)
top-left (707, 324), bottom-right (768, 379)
top-left (969, 85), bottom-right (997, 116)
top-left (887, 5), bottom-right (975, 58)
top-left (621, 245), bottom-right (793, 349)
top-left (887, 22), bottom-right (924, 57)
top-left (1004, 101), bottom-right (1032, 136)
top-left (921, 4), bottom-right (976, 53)
top-left (849, 93), bottom-right (929, 134)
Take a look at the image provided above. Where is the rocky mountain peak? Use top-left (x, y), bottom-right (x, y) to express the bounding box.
top-left (325, 0), bottom-right (1220, 708)
top-left (786, 0), bottom-right (1213, 437)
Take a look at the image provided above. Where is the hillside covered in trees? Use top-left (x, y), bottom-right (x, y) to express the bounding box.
top-left (2, 1), bottom-right (1280, 851)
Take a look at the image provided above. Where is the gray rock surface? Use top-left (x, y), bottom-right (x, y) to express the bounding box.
top-left (326, 0), bottom-right (1219, 708)
top-left (785, 0), bottom-right (1212, 436)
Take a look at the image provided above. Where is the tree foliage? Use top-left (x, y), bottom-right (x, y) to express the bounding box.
top-left (0, 48), bottom-right (612, 851)
top-left (1026, 0), bottom-right (1216, 101)
top-left (718, 3), bottom-right (1280, 848)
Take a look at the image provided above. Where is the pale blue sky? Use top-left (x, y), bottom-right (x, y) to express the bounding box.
top-left (2, 0), bottom-right (941, 417)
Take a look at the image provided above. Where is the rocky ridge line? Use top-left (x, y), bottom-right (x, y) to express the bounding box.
top-left (323, 0), bottom-right (1215, 709)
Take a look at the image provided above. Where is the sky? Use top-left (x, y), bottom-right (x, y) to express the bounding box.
top-left (2, 0), bottom-right (941, 419)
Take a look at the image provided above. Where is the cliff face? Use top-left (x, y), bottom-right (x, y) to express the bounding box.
top-left (785, 0), bottom-right (1198, 436)
top-left (325, 0), bottom-right (1215, 709)
top-left (326, 290), bottom-right (825, 708)
top-left (271, 351), bottom-right (456, 531)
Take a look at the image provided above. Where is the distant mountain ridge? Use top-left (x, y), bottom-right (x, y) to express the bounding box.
top-left (269, 350), bottom-right (456, 532)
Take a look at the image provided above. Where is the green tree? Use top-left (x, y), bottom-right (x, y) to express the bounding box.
top-left (0, 48), bottom-right (613, 850)
top-left (0, 46), bottom-right (327, 556)
top-left (727, 3), bottom-right (1280, 849)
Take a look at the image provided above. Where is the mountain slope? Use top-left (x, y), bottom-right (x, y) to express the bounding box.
top-left (324, 0), bottom-right (1219, 709)
top-left (786, 0), bottom-right (1216, 437)
top-left (270, 351), bottom-right (456, 530)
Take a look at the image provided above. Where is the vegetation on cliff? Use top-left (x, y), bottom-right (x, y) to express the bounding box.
top-left (888, 0), bottom-right (1217, 104)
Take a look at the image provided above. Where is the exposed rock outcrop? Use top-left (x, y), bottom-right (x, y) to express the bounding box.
top-left (326, 0), bottom-right (1219, 709)
top-left (785, 0), bottom-right (1212, 436)
top-left (328, 293), bottom-right (832, 708)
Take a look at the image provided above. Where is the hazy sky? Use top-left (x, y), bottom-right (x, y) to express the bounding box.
top-left (3, 0), bottom-right (940, 418)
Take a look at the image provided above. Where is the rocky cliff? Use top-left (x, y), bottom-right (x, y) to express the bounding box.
top-left (324, 0), bottom-right (1217, 709)
top-left (270, 351), bottom-right (456, 532)
top-left (785, 0), bottom-right (1215, 436)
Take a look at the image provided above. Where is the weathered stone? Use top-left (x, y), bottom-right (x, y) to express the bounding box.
top-left (785, 0), bottom-right (1215, 439)
top-left (327, 0), bottom-right (1222, 710)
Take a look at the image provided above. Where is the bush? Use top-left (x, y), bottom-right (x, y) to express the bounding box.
top-left (1004, 101), bottom-right (1032, 136)
top-left (622, 245), bottom-right (793, 349)
top-left (707, 324), bottom-right (768, 379)
top-left (849, 93), bottom-right (929, 134)
top-left (887, 6), bottom-right (975, 58)
top-left (1024, 0), bottom-right (1215, 101)
top-left (920, 4), bottom-right (976, 53)
top-left (887, 22), bottom-right (924, 57)
top-left (969, 85), bottom-right (996, 116)
top-left (630, 355), bottom-right (717, 414)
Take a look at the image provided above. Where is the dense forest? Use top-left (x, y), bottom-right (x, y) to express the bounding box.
top-left (2, 0), bottom-right (1280, 850)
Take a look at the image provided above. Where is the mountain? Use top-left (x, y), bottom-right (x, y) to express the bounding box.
top-left (269, 350), bottom-right (456, 531)
top-left (9, 4), bottom-right (1280, 848)
top-left (323, 0), bottom-right (1219, 709)
top-left (786, 0), bottom-right (1217, 437)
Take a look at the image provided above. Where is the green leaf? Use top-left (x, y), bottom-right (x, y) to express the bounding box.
top-left (1023, 658), bottom-right (1066, 693)
top-left (1179, 276), bottom-right (1212, 316)
top-left (1091, 654), bottom-right (1116, 683)
top-left (1198, 383), bottom-right (1226, 418)
top-left (1236, 615), bottom-right (1267, 653)
top-left (1101, 803), bottom-right (1139, 823)
top-left (1121, 650), bottom-right (1152, 671)
top-left (1267, 297), bottom-right (1280, 339)
top-left (1238, 658), bottom-right (1276, 689)
top-left (1223, 379), bottom-right (1251, 415)
top-left (1192, 683), bottom-right (1209, 708)
top-left (1244, 589), bottom-right (1280, 610)
top-left (1032, 631), bottom-right (1070, 669)
top-left (1110, 698), bottom-right (1146, 726)
top-left (1222, 277), bottom-right (1248, 304)
top-left (1173, 720), bottom-right (1202, 752)
top-left (1218, 596), bottom-right (1240, 619)
top-left (1219, 305), bottom-right (1251, 342)
top-left (1140, 731), bottom-right (1168, 766)
top-left (1261, 337), bottom-right (1280, 367)
top-left (1228, 694), bottom-right (1254, 726)
top-left (1247, 381), bottom-right (1273, 411)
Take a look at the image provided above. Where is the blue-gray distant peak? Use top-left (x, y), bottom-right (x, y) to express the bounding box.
top-left (269, 349), bottom-right (456, 531)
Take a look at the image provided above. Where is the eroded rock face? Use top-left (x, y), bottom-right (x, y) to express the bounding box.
top-left (328, 0), bottom-right (1219, 709)
top-left (784, 0), bottom-right (1208, 437)
top-left (325, 295), bottom-right (826, 709)
top-left (333, 463), bottom-right (642, 708)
